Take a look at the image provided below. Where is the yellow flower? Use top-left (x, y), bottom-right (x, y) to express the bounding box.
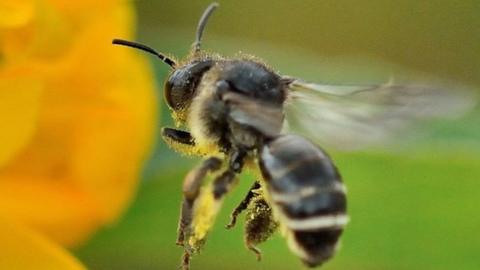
top-left (0, 0), bottom-right (157, 268)
top-left (0, 217), bottom-right (86, 270)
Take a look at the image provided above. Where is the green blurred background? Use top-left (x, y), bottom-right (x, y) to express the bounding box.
top-left (76, 1), bottom-right (480, 269)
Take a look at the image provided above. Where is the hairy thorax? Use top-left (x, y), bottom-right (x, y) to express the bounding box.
top-left (187, 60), bottom-right (285, 156)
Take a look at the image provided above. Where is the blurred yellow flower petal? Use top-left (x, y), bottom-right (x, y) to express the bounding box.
top-left (1, 1), bottom-right (73, 65)
top-left (0, 217), bottom-right (86, 270)
top-left (0, 0), bottom-right (157, 248)
top-left (0, 1), bottom-right (35, 28)
top-left (0, 177), bottom-right (103, 245)
top-left (0, 78), bottom-right (41, 168)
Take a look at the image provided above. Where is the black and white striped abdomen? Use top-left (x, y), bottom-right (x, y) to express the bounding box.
top-left (259, 134), bottom-right (347, 267)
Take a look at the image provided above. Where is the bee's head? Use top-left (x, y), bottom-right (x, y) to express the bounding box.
top-left (164, 60), bottom-right (214, 111)
top-left (112, 2), bottom-right (219, 114)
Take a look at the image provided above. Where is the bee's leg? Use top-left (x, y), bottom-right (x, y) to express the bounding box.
top-left (244, 195), bottom-right (279, 261)
top-left (177, 149), bottom-right (245, 269)
top-left (161, 127), bottom-right (199, 155)
top-left (181, 252), bottom-right (190, 270)
top-left (177, 157), bottom-right (222, 245)
top-left (211, 148), bottom-right (247, 199)
top-left (177, 157), bottom-right (223, 270)
top-left (226, 181), bottom-right (261, 229)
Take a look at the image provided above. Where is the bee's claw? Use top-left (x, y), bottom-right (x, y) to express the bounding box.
top-left (225, 216), bottom-right (237, 229)
top-left (177, 250), bottom-right (191, 270)
top-left (247, 244), bottom-right (262, 261)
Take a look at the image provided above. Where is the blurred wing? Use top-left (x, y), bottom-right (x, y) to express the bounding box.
top-left (222, 91), bottom-right (284, 137)
top-left (284, 78), bottom-right (476, 150)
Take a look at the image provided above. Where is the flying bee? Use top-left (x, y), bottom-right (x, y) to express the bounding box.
top-left (113, 2), bottom-right (474, 270)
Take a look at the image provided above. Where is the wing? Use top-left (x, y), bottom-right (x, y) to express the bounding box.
top-left (221, 91), bottom-right (284, 137)
top-left (283, 78), bottom-right (476, 150)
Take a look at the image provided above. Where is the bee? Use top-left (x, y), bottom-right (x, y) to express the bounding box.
top-left (113, 2), bottom-right (474, 270)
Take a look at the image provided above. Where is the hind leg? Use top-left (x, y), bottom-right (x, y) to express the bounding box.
top-left (244, 194), bottom-right (278, 261)
top-left (228, 184), bottom-right (279, 262)
top-left (226, 181), bottom-right (261, 229)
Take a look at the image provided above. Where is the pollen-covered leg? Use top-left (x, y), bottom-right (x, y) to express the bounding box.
top-left (244, 194), bottom-right (278, 261)
top-left (226, 181), bottom-right (261, 229)
top-left (177, 157), bottom-right (222, 270)
top-left (177, 149), bottom-right (247, 270)
top-left (181, 183), bottom-right (227, 270)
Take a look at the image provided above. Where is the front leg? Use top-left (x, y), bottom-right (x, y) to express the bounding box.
top-left (162, 127), bottom-right (200, 156)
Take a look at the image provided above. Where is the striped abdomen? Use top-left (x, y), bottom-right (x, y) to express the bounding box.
top-left (259, 135), bottom-right (348, 267)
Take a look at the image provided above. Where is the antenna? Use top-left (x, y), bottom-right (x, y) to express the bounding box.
top-left (192, 2), bottom-right (219, 53)
top-left (112, 39), bottom-right (176, 68)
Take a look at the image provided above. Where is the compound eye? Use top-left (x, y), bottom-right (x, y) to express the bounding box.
top-left (164, 80), bottom-right (180, 110)
top-left (164, 70), bottom-right (193, 110)
top-left (164, 61), bottom-right (214, 110)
